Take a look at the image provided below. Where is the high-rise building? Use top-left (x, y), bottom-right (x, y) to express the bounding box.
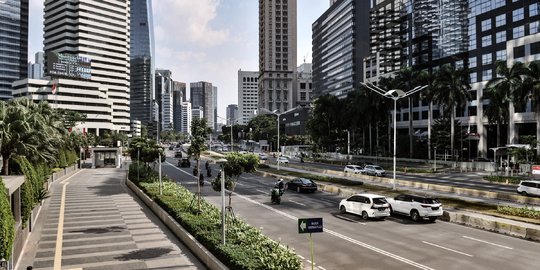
top-left (0, 0), bottom-right (28, 100)
top-left (44, 0), bottom-right (131, 132)
top-left (190, 81), bottom-right (214, 129)
top-left (156, 69), bottom-right (173, 131)
top-left (181, 101), bottom-right (192, 135)
top-left (28, 52), bottom-right (45, 79)
top-left (173, 81), bottom-right (186, 132)
top-left (226, 104), bottom-right (239, 125)
top-left (213, 86), bottom-right (218, 131)
top-left (192, 106), bottom-right (204, 121)
top-left (296, 63), bottom-right (312, 107)
top-left (130, 0), bottom-right (155, 127)
top-left (258, 0), bottom-right (298, 112)
top-left (238, 70), bottom-right (259, 125)
top-left (312, 0), bottom-right (371, 98)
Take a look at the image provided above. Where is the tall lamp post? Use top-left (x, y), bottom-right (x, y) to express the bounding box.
top-left (259, 107), bottom-right (298, 170)
top-left (361, 83), bottom-right (427, 190)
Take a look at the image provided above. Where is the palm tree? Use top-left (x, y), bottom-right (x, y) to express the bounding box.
top-left (418, 70), bottom-right (438, 159)
top-left (433, 65), bottom-right (471, 160)
top-left (485, 61), bottom-right (528, 146)
top-left (483, 79), bottom-right (510, 147)
top-left (394, 68), bottom-right (422, 158)
top-left (524, 60), bottom-right (540, 154)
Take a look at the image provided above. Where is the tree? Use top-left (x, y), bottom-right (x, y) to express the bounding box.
top-left (433, 65), bottom-right (471, 160)
top-left (306, 94), bottom-right (344, 151)
top-left (418, 70), bottom-right (439, 159)
top-left (246, 114), bottom-right (277, 149)
top-left (524, 60), bottom-right (540, 155)
top-left (485, 61), bottom-right (528, 146)
top-left (211, 152), bottom-right (259, 210)
top-left (394, 68), bottom-right (422, 158)
top-left (188, 118), bottom-right (211, 213)
top-left (0, 176), bottom-right (15, 260)
top-left (484, 69), bottom-right (511, 147)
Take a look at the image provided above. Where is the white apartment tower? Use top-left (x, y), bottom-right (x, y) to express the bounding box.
top-left (181, 101), bottom-right (192, 135)
top-left (238, 70), bottom-right (259, 125)
top-left (43, 0), bottom-right (131, 132)
top-left (258, 0), bottom-right (298, 112)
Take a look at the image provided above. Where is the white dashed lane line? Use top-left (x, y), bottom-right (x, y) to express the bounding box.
top-left (462, 236), bottom-right (513, 250)
top-left (422, 241), bottom-right (473, 257)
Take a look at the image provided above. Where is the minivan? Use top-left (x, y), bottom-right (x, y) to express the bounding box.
top-left (517, 180), bottom-right (540, 196)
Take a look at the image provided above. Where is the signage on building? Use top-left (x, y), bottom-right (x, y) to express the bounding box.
top-left (532, 165), bottom-right (540, 175)
top-left (46, 52), bottom-right (92, 80)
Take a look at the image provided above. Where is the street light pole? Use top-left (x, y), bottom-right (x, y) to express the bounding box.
top-left (221, 168), bottom-right (225, 244)
top-left (347, 130), bottom-right (350, 160)
top-left (277, 114), bottom-right (281, 170)
top-left (393, 99), bottom-right (397, 190)
top-left (230, 120), bottom-right (233, 152)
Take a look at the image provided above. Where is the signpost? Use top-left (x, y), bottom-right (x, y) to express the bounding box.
top-left (298, 218), bottom-right (323, 270)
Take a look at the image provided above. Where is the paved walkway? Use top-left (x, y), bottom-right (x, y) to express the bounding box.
top-left (18, 168), bottom-right (205, 270)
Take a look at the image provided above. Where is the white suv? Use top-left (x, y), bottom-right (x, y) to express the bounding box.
top-left (517, 180), bottom-right (540, 196)
top-left (344, 165), bottom-right (364, 174)
top-left (386, 194), bottom-right (443, 222)
top-left (339, 193), bottom-right (390, 220)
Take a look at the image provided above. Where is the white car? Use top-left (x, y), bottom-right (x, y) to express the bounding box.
top-left (258, 153), bottom-right (268, 160)
top-left (339, 193), bottom-right (390, 220)
top-left (386, 194), bottom-right (443, 222)
top-left (364, 165), bottom-right (386, 177)
top-left (517, 180), bottom-right (540, 196)
top-left (344, 165), bottom-right (364, 174)
top-left (277, 157), bottom-right (289, 164)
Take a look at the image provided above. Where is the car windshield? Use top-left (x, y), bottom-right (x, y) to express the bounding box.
top-left (420, 198), bottom-right (440, 204)
top-left (299, 179), bottom-right (313, 184)
top-left (372, 197), bottom-right (387, 204)
top-left (373, 166), bottom-right (383, 170)
top-left (352, 166), bottom-right (361, 169)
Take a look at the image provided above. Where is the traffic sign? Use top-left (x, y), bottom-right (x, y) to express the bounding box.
top-left (298, 218), bottom-right (323, 234)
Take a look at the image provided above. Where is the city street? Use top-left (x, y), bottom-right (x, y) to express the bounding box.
top-left (162, 155), bottom-right (540, 270)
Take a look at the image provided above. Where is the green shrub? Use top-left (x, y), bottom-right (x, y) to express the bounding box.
top-left (484, 176), bottom-right (523, 185)
top-left (138, 181), bottom-right (302, 269)
top-left (497, 205), bottom-right (540, 219)
top-left (0, 177), bottom-right (15, 260)
top-left (128, 161), bottom-right (157, 184)
top-left (20, 178), bottom-right (34, 228)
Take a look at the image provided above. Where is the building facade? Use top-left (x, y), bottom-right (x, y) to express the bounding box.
top-left (226, 104), bottom-right (239, 125)
top-left (0, 0), bottom-right (28, 100)
top-left (181, 101), bottom-right (192, 135)
top-left (28, 52), bottom-right (44, 79)
top-left (155, 69), bottom-right (173, 131)
top-left (296, 63), bottom-right (312, 106)
top-left (258, 0), bottom-right (298, 112)
top-left (44, 0), bottom-right (131, 132)
top-left (130, 0), bottom-right (155, 127)
top-left (173, 81), bottom-right (186, 132)
top-left (131, 120), bottom-right (142, 137)
top-left (190, 81), bottom-right (214, 129)
top-left (238, 70), bottom-right (259, 125)
top-left (213, 85), bottom-right (218, 131)
top-left (192, 106), bottom-right (204, 121)
top-left (312, 0), bottom-right (371, 98)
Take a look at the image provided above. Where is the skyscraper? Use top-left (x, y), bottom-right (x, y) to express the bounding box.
top-left (258, 0), bottom-right (298, 112)
top-left (213, 86), bottom-right (218, 131)
top-left (44, 0), bottom-right (131, 132)
top-left (28, 52), bottom-right (44, 79)
top-left (130, 0), bottom-right (155, 127)
top-left (238, 70), bottom-right (259, 125)
top-left (226, 104), bottom-right (239, 125)
top-left (190, 81), bottom-right (214, 129)
top-left (0, 0), bottom-right (28, 100)
top-left (296, 63), bottom-right (312, 107)
top-left (156, 69), bottom-right (173, 131)
top-left (181, 101), bottom-right (192, 135)
top-left (173, 81), bottom-right (186, 132)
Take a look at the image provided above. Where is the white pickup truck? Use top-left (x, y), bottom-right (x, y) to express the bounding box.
top-left (386, 194), bottom-right (443, 222)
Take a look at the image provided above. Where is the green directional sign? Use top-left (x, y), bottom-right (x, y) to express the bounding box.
top-left (298, 218), bottom-right (323, 234)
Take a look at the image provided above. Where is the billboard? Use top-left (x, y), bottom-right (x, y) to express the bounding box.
top-left (46, 52), bottom-right (92, 80)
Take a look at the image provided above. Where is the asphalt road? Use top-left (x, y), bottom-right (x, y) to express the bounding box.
top-left (281, 158), bottom-right (519, 194)
top-left (162, 155), bottom-right (540, 270)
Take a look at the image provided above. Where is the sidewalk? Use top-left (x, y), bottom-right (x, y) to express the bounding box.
top-left (17, 167), bottom-right (205, 270)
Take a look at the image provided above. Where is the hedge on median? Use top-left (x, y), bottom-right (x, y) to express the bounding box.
top-left (483, 176), bottom-right (523, 185)
top-left (0, 176), bottom-right (15, 260)
top-left (497, 205), bottom-right (540, 219)
top-left (130, 163), bottom-right (302, 269)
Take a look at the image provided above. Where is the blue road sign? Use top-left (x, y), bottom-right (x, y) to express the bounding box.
top-left (298, 218), bottom-right (323, 234)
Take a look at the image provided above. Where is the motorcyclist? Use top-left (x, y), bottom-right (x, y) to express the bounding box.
top-left (205, 160), bottom-right (210, 170)
top-left (199, 173), bottom-right (204, 186)
top-left (276, 179), bottom-right (285, 194)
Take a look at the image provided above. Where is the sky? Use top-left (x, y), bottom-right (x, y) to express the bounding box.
top-left (28, 0), bottom-right (329, 121)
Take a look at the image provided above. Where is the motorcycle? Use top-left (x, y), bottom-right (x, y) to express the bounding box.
top-left (206, 167), bottom-right (212, 177)
top-left (271, 186), bottom-right (284, 204)
top-left (199, 174), bottom-right (205, 186)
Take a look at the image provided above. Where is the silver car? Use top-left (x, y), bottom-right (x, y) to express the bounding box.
top-left (364, 165), bottom-right (385, 177)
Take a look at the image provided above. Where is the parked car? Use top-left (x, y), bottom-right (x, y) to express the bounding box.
top-left (277, 157), bottom-right (289, 164)
top-left (178, 157), bottom-right (190, 167)
top-left (339, 193), bottom-right (390, 220)
top-left (286, 178), bottom-right (317, 193)
top-left (364, 165), bottom-right (386, 177)
top-left (386, 194), bottom-right (443, 222)
top-left (169, 145), bottom-right (174, 150)
top-left (258, 153), bottom-right (268, 160)
top-left (175, 151), bottom-right (183, 158)
top-left (344, 165), bottom-right (365, 174)
top-left (517, 180), bottom-right (540, 196)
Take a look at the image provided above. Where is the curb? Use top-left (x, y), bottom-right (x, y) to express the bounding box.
top-left (257, 170), bottom-right (540, 242)
top-left (125, 179), bottom-right (229, 270)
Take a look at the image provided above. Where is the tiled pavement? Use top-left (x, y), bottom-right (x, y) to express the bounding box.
top-left (18, 168), bottom-right (205, 270)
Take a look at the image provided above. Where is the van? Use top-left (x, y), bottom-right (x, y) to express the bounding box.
top-left (517, 180), bottom-right (540, 196)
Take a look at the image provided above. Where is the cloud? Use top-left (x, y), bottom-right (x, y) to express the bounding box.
top-left (152, 0), bottom-right (229, 47)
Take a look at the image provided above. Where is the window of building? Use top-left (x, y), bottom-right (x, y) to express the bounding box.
top-left (481, 19), bottom-right (491, 31)
top-left (300, 92), bottom-right (306, 101)
top-left (482, 69), bottom-right (493, 81)
top-left (456, 60), bottom-right (464, 68)
top-left (469, 37), bottom-right (477, 50)
top-left (496, 50), bottom-right (507, 61)
top-left (470, 72), bottom-right (477, 83)
top-left (530, 21), bottom-right (539, 35)
top-left (496, 31), bottom-right (506, 43)
top-left (532, 42), bottom-right (540, 55)
top-left (300, 82), bottom-right (306, 89)
top-left (482, 35), bottom-right (492, 47)
top-left (514, 46), bottom-right (525, 58)
top-left (513, 25), bottom-right (525, 38)
top-left (482, 53), bottom-right (492, 65)
top-left (513, 8), bottom-right (524, 22)
top-left (469, 56), bottom-right (477, 68)
top-left (495, 14), bottom-right (506, 27)
top-left (530, 3), bottom-right (539, 16)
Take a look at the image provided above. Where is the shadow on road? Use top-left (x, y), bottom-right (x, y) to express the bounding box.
top-left (69, 226), bottom-right (126, 234)
top-left (115, 247), bottom-right (174, 261)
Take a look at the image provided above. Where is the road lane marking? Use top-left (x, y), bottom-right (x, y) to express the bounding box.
top-left (298, 255), bottom-right (305, 260)
top-left (256, 189), bottom-right (268, 194)
top-left (289, 199), bottom-right (306, 206)
top-left (54, 182), bottom-right (70, 270)
top-left (462, 236), bottom-right (513, 250)
top-left (318, 267), bottom-right (327, 270)
top-left (233, 192), bottom-right (435, 270)
top-left (422, 241), bottom-right (473, 257)
top-left (338, 215), bottom-right (366, 225)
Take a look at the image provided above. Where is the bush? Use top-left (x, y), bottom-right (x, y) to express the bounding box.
top-left (497, 205), bottom-right (540, 219)
top-left (128, 161), bottom-right (157, 184)
top-left (138, 181), bottom-right (302, 269)
top-left (0, 177), bottom-right (15, 260)
top-left (484, 176), bottom-right (523, 185)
